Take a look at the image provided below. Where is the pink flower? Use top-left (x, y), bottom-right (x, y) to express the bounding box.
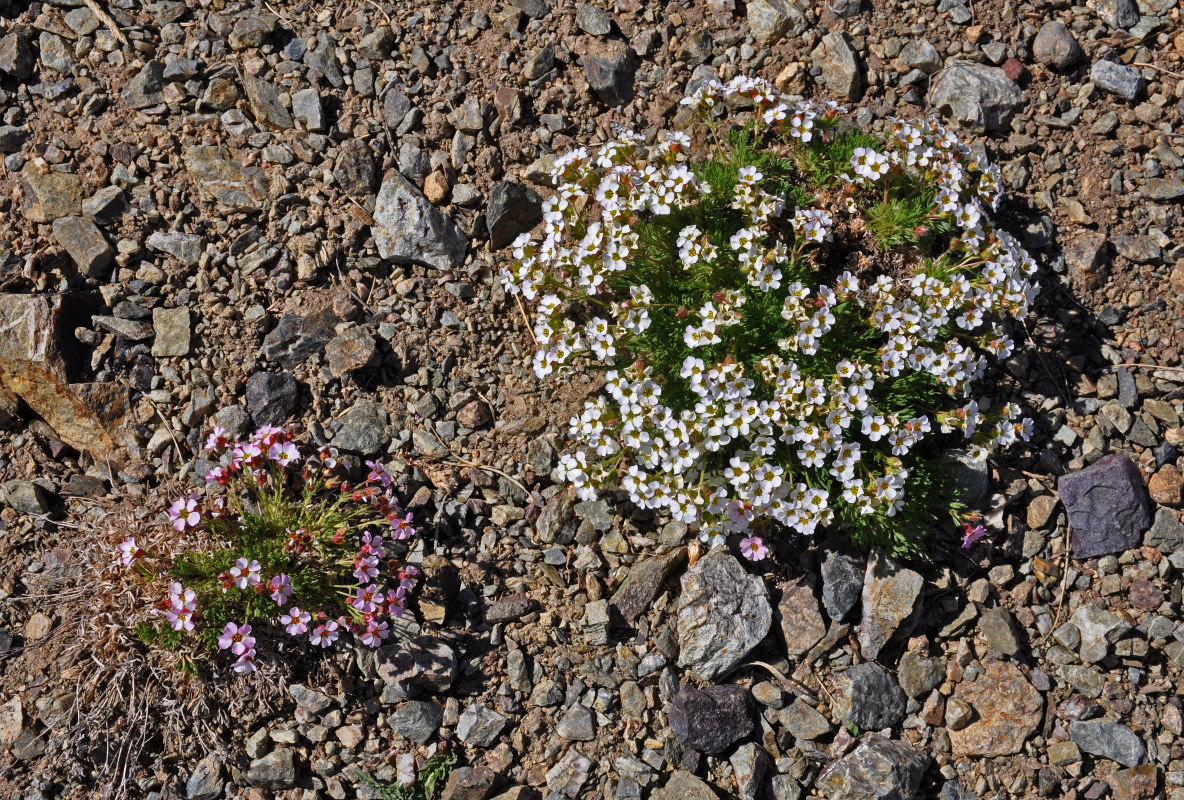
top-left (280, 606), bottom-right (311, 636)
top-left (359, 531), bottom-right (385, 559)
top-left (168, 493), bottom-right (201, 532)
top-left (353, 555), bottom-right (379, 584)
top-left (269, 574), bottom-right (292, 605)
top-left (739, 536), bottom-right (769, 561)
top-left (118, 537), bottom-right (143, 566)
top-left (218, 622), bottom-right (255, 656)
top-left (390, 512), bottom-right (415, 540)
top-left (310, 620), bottom-right (339, 647)
top-left (204, 466), bottom-right (228, 485)
top-left (318, 446), bottom-right (339, 470)
top-left (166, 605), bottom-right (195, 632)
top-left (229, 558), bottom-right (261, 590)
top-left (232, 650), bottom-right (257, 674)
top-left (168, 582), bottom-right (196, 609)
top-left (205, 425), bottom-right (230, 452)
top-left (353, 584), bottom-right (380, 614)
top-left (361, 620), bottom-right (389, 647)
top-left (961, 523), bottom-right (988, 548)
top-left (366, 460), bottom-right (392, 488)
top-left (268, 441), bottom-right (300, 466)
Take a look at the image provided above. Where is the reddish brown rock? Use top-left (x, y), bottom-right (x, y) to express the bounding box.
top-left (1107, 764), bottom-right (1158, 800)
top-left (0, 294), bottom-right (132, 462)
top-left (778, 575), bottom-right (825, 658)
top-left (1148, 464), bottom-right (1182, 507)
top-left (948, 660), bottom-right (1043, 757)
top-left (457, 400), bottom-right (492, 429)
top-left (1129, 577), bottom-right (1164, 611)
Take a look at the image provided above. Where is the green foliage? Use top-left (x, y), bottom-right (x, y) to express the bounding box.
top-left (357, 751), bottom-right (457, 800)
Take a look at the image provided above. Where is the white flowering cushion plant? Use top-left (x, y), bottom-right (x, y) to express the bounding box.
top-left (499, 76), bottom-right (1037, 557)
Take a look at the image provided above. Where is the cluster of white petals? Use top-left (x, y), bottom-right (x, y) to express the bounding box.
top-left (499, 75), bottom-right (1036, 550)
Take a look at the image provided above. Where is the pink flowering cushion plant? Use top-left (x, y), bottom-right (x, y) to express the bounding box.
top-left (125, 424), bottom-right (421, 670)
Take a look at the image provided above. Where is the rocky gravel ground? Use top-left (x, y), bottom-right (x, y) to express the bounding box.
top-left (0, 0), bottom-right (1183, 798)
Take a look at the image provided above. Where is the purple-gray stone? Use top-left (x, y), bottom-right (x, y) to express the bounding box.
top-left (668, 683), bottom-right (754, 755)
top-left (1058, 453), bottom-right (1151, 559)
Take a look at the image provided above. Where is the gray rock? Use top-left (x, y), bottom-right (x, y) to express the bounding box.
top-left (38, 33), bottom-right (74, 75)
top-left (334, 139), bottom-right (377, 197)
top-left (833, 663), bottom-right (907, 730)
top-left (546, 748), bottom-right (593, 799)
top-left (184, 145), bottom-right (268, 213)
top-left (246, 748), bottom-right (296, 790)
top-left (292, 88), bottom-right (325, 131)
top-left (610, 549), bottom-right (686, 624)
top-left (817, 735), bottom-right (930, 800)
top-left (93, 315), bottom-right (154, 340)
top-left (651, 770), bottom-right (719, 800)
top-left (0, 33), bottom-right (35, 80)
top-left (0, 125), bottom-right (26, 153)
top-left (242, 73), bottom-right (293, 130)
top-left (1069, 720), bottom-right (1145, 766)
top-left (261, 310), bottom-right (340, 368)
top-left (676, 548), bottom-right (772, 681)
top-left (245, 371), bottom-right (300, 427)
top-left (456, 703), bottom-right (507, 748)
top-left (1091, 60), bottom-right (1144, 101)
top-left (812, 32), bottom-right (862, 101)
top-left (940, 780), bottom-right (982, 800)
top-left (581, 599), bottom-right (610, 646)
top-left (440, 766), bottom-right (494, 800)
top-left (929, 61), bottom-right (1023, 132)
top-left (1069, 604), bottom-right (1131, 663)
top-left (575, 4), bottom-right (612, 35)
top-left (1112, 234), bottom-right (1161, 264)
top-left (288, 684), bottom-right (332, 714)
top-left (152, 307), bottom-right (191, 357)
top-left (859, 548), bottom-right (922, 659)
top-left (557, 703), bottom-right (595, 741)
top-left (53, 216), bottom-right (113, 277)
top-left (780, 698), bottom-right (832, 740)
top-left (536, 487), bottom-right (578, 544)
top-left (747, 0), bottom-right (807, 45)
top-left (900, 39), bottom-right (942, 73)
top-left (1058, 453), bottom-right (1151, 558)
top-left (668, 684), bottom-right (754, 754)
top-left (373, 172), bottom-right (468, 270)
top-left (123, 61), bottom-right (166, 109)
top-left (186, 755), bottom-right (224, 800)
top-left (896, 651), bottom-right (944, 699)
top-left (325, 327), bottom-right (379, 377)
top-left (581, 39), bottom-right (638, 106)
top-left (383, 88), bottom-right (413, 130)
top-left (1145, 507), bottom-right (1184, 553)
top-left (1145, 179), bottom-right (1184, 201)
top-left (1032, 22), bottom-right (1082, 70)
top-left (388, 700), bottom-right (443, 744)
top-left (2, 481), bottom-right (50, 514)
top-left (376, 636), bottom-right (458, 692)
top-left (305, 32), bottom-right (344, 88)
top-left (357, 26), bottom-right (395, 60)
top-left (486, 593), bottom-right (535, 624)
top-left (978, 607), bottom-right (1022, 655)
top-left (1096, 0), bottom-right (1140, 28)
top-left (147, 231), bottom-right (205, 265)
top-left (827, 0), bottom-right (863, 17)
top-left (730, 743), bottom-right (769, 800)
top-left (821, 548), bottom-right (863, 621)
top-left (487, 181), bottom-right (543, 250)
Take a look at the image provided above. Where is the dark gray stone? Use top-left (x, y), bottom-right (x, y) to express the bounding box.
top-left (1069, 720), bottom-right (1146, 766)
top-left (0, 33), bottom-right (35, 80)
top-left (261, 310), bottom-right (339, 368)
top-left (557, 703), bottom-right (596, 741)
top-left (1033, 21), bottom-right (1082, 70)
top-left (53, 216), bottom-right (114, 277)
top-left (123, 61), bottom-right (166, 109)
top-left (896, 651), bottom-right (944, 699)
top-left (1145, 507), bottom-right (1184, 553)
top-left (813, 32), bottom-right (862, 101)
top-left (940, 779), bottom-right (982, 800)
top-left (330, 401), bottom-right (389, 455)
top-left (388, 700), bottom-right (444, 744)
top-left (456, 702), bottom-right (507, 748)
top-left (668, 684), bottom-right (754, 755)
top-left (821, 548), bottom-right (863, 621)
top-left (833, 663), bottom-right (907, 730)
top-left (1058, 453), bottom-right (1151, 558)
top-left (186, 755), bottom-right (224, 800)
top-left (245, 371), bottom-right (299, 426)
top-left (383, 88), bottom-right (413, 130)
top-left (581, 39), bottom-right (638, 106)
top-left (334, 139), bottom-right (377, 197)
top-left (486, 181), bottom-right (543, 250)
top-left (1096, 0), bottom-right (1140, 28)
top-left (575, 4), bottom-right (612, 35)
